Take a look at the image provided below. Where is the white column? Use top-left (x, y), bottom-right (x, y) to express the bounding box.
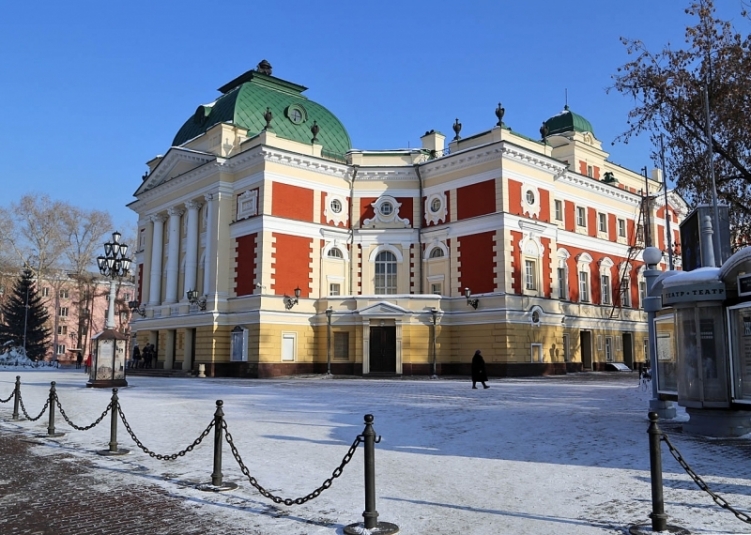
top-left (148, 214), bottom-right (167, 306)
top-left (184, 200), bottom-right (202, 298)
top-left (203, 193), bottom-right (216, 296)
top-left (164, 206), bottom-right (184, 304)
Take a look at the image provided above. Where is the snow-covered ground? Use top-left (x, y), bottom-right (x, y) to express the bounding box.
top-left (1, 368), bottom-right (749, 535)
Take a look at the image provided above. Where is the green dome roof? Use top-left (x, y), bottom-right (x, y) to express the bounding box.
top-left (172, 66), bottom-right (351, 157)
top-left (543, 105), bottom-right (595, 137)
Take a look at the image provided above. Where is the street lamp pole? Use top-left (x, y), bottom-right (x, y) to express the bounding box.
top-left (97, 231), bottom-right (132, 330)
top-left (643, 246), bottom-right (676, 419)
top-left (325, 307), bottom-right (333, 376)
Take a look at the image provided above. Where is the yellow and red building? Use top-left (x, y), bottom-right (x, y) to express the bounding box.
top-left (128, 62), bottom-right (686, 377)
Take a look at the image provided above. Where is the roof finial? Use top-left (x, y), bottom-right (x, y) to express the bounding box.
top-left (311, 120), bottom-right (320, 143)
top-left (452, 118), bottom-right (462, 141)
top-left (495, 103), bottom-right (505, 127)
top-left (256, 59), bottom-right (272, 76)
top-left (263, 107), bottom-right (273, 131)
top-left (565, 88), bottom-right (568, 108)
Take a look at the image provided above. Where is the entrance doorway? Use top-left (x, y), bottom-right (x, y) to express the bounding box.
top-left (622, 333), bottom-right (634, 369)
top-left (369, 326), bottom-right (396, 373)
top-left (580, 331), bottom-right (593, 369)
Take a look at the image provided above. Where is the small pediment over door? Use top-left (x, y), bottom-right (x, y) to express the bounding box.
top-left (357, 301), bottom-right (410, 319)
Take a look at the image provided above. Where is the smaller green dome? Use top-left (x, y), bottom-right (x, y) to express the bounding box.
top-left (543, 105), bottom-right (595, 137)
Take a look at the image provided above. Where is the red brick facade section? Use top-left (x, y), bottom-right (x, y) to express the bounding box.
top-left (458, 231), bottom-right (496, 295)
top-left (397, 197), bottom-right (414, 227)
top-left (564, 201), bottom-right (575, 232)
top-left (508, 179), bottom-right (523, 216)
top-left (359, 198), bottom-right (376, 227)
top-left (608, 214), bottom-right (617, 242)
top-left (579, 161), bottom-right (588, 175)
top-left (457, 180), bottom-right (496, 220)
top-left (541, 236), bottom-right (552, 297)
top-left (509, 230), bottom-right (522, 294)
top-left (587, 208), bottom-right (597, 238)
top-left (593, 166), bottom-right (600, 180)
top-left (272, 183), bottom-right (314, 222)
top-left (137, 263), bottom-right (143, 303)
top-left (539, 189), bottom-right (550, 222)
top-left (271, 233), bottom-right (312, 297)
top-left (235, 233), bottom-right (258, 297)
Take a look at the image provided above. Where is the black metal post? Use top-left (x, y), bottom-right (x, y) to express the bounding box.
top-left (109, 388), bottom-right (119, 452)
top-left (211, 400), bottom-right (224, 486)
top-left (12, 376), bottom-right (20, 420)
top-left (47, 381), bottom-right (57, 436)
top-left (362, 414), bottom-right (378, 529)
top-left (648, 412), bottom-right (667, 532)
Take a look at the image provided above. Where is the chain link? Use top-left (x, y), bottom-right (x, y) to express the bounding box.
top-left (17, 390), bottom-right (50, 421)
top-left (662, 433), bottom-right (751, 524)
top-left (55, 395), bottom-right (112, 431)
top-left (0, 389), bottom-right (14, 403)
top-left (117, 404), bottom-right (215, 460)
top-left (223, 419), bottom-right (361, 506)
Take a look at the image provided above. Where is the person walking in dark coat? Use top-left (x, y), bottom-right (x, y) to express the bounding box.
top-left (471, 349), bottom-right (489, 389)
top-left (76, 353), bottom-right (83, 369)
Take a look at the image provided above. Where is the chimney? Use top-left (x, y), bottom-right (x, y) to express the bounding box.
top-left (420, 130), bottom-right (446, 155)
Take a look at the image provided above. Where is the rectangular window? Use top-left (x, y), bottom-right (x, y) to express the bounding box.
top-left (56, 344), bottom-right (66, 355)
top-left (557, 268), bottom-right (567, 300)
top-left (554, 200), bottom-right (563, 221)
top-left (59, 289), bottom-right (69, 299)
top-left (577, 207), bottom-right (586, 227)
top-left (333, 332), bottom-right (349, 360)
top-left (57, 326), bottom-right (67, 335)
top-left (622, 279), bottom-right (631, 307)
top-left (42, 287), bottom-right (49, 297)
top-left (636, 223), bottom-right (644, 243)
top-left (587, 165), bottom-right (594, 178)
top-left (329, 283), bottom-right (341, 296)
top-left (59, 307), bottom-right (69, 317)
top-left (281, 332), bottom-right (296, 362)
top-left (531, 343), bottom-right (543, 363)
top-left (601, 275), bottom-right (611, 305)
top-left (598, 213), bottom-right (607, 233)
top-left (618, 219), bottom-right (626, 237)
top-left (430, 283), bottom-right (442, 295)
top-left (639, 280), bottom-right (647, 308)
top-left (525, 260), bottom-right (537, 290)
top-left (605, 337), bottom-right (613, 362)
top-left (579, 271), bottom-right (589, 302)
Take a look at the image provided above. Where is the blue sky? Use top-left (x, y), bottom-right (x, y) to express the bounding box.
top-left (0, 0), bottom-right (746, 231)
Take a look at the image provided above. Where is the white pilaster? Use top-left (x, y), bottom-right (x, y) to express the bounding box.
top-left (164, 206), bottom-right (184, 304)
top-left (184, 200), bottom-right (202, 298)
top-left (203, 193), bottom-right (216, 296)
top-left (148, 214), bottom-right (167, 305)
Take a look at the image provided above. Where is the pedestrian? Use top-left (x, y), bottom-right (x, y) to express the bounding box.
top-left (471, 349), bottom-right (489, 389)
top-left (150, 343), bottom-right (158, 369)
top-left (76, 352), bottom-right (83, 369)
top-left (84, 353), bottom-right (92, 373)
top-left (131, 344), bottom-right (141, 369)
top-left (143, 344), bottom-right (152, 369)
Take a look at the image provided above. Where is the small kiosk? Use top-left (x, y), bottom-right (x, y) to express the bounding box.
top-left (87, 329), bottom-right (128, 388)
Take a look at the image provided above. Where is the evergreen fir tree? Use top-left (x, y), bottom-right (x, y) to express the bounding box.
top-left (0, 269), bottom-right (51, 361)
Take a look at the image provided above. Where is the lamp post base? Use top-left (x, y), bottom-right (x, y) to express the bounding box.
top-left (344, 522), bottom-right (399, 534)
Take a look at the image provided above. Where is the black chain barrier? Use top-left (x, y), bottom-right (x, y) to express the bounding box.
top-left (0, 389), bottom-right (14, 403)
top-left (223, 419), bottom-right (362, 506)
top-left (16, 390), bottom-right (50, 422)
top-left (662, 433), bottom-right (751, 525)
top-left (117, 404), bottom-right (215, 460)
top-left (54, 395), bottom-right (112, 431)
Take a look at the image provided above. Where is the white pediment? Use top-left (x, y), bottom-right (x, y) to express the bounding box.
top-left (357, 301), bottom-right (410, 317)
top-left (135, 147), bottom-right (217, 195)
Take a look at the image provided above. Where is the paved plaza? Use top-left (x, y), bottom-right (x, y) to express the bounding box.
top-left (0, 369), bottom-right (749, 534)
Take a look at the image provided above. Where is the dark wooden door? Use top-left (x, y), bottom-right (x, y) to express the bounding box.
top-left (369, 326), bottom-right (396, 373)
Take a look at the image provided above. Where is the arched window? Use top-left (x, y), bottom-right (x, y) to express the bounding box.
top-left (327, 248), bottom-right (343, 259)
top-left (429, 247), bottom-right (444, 259)
top-left (375, 251), bottom-right (397, 294)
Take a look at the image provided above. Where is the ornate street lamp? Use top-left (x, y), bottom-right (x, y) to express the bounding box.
top-left (89, 231), bottom-right (131, 388)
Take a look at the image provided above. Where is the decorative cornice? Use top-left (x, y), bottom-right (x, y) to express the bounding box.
top-left (225, 146), bottom-right (350, 179)
top-left (558, 172), bottom-right (641, 205)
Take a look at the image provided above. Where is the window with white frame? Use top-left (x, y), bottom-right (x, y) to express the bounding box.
top-left (525, 259), bottom-right (537, 290)
top-left (601, 274), bottom-right (611, 305)
top-left (42, 287), bottom-right (49, 297)
top-left (531, 343), bottom-right (543, 363)
top-left (622, 278), bottom-right (631, 307)
top-left (577, 207), bottom-right (586, 227)
top-left (429, 247), bottom-right (444, 258)
top-left (281, 332), bottom-right (296, 362)
top-left (59, 307), bottom-right (69, 317)
top-left (327, 248), bottom-right (343, 259)
top-left (56, 344), bottom-right (66, 355)
top-left (554, 200), bottom-right (563, 221)
top-left (59, 289), bottom-right (69, 299)
top-left (374, 251), bottom-right (397, 294)
top-left (57, 326), bottom-right (67, 335)
top-left (557, 267), bottom-right (567, 299)
top-left (579, 271), bottom-right (589, 302)
top-left (598, 213), bottom-right (607, 233)
top-left (587, 165), bottom-right (594, 178)
top-left (431, 282), bottom-right (442, 295)
top-left (329, 283), bottom-right (341, 296)
top-left (639, 280), bottom-right (647, 308)
top-left (618, 219), bottom-right (626, 238)
top-left (230, 326), bottom-right (248, 362)
top-left (605, 337), bottom-right (613, 362)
